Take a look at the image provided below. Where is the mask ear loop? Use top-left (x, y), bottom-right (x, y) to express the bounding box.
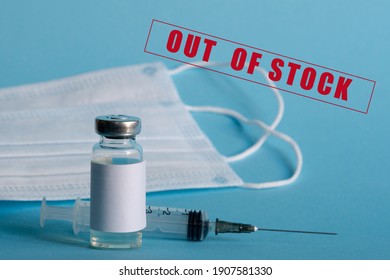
top-left (168, 61), bottom-right (285, 163)
top-left (185, 105), bottom-right (303, 189)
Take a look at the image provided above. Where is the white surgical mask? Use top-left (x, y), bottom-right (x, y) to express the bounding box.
top-left (0, 62), bottom-right (302, 200)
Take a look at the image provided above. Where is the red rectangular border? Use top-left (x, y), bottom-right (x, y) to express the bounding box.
top-left (145, 19), bottom-right (376, 114)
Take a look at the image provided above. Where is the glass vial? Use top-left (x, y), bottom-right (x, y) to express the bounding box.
top-left (90, 115), bottom-right (146, 249)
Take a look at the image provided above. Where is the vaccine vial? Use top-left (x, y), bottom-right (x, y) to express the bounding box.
top-left (90, 115), bottom-right (146, 249)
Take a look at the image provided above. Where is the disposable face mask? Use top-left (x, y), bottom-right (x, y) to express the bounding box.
top-left (0, 62), bottom-right (302, 200)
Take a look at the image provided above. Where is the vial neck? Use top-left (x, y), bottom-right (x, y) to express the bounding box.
top-left (99, 136), bottom-right (136, 147)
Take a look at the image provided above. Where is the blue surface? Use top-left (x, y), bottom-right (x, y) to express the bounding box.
top-left (0, 0), bottom-right (389, 259)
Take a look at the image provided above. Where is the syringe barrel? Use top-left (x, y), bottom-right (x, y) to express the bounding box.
top-left (145, 206), bottom-right (188, 239)
top-left (145, 206), bottom-right (209, 241)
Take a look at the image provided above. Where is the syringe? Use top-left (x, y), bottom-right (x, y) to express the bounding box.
top-left (40, 198), bottom-right (336, 241)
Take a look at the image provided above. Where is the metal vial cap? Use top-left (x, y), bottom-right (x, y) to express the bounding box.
top-left (95, 115), bottom-right (141, 138)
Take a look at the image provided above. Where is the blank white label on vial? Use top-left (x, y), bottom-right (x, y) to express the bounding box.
top-left (90, 161), bottom-right (146, 233)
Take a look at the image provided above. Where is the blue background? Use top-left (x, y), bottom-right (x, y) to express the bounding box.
top-left (0, 0), bottom-right (389, 259)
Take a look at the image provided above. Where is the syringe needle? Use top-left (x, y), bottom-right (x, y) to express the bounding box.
top-left (258, 228), bottom-right (337, 235)
top-left (214, 220), bottom-right (336, 236)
